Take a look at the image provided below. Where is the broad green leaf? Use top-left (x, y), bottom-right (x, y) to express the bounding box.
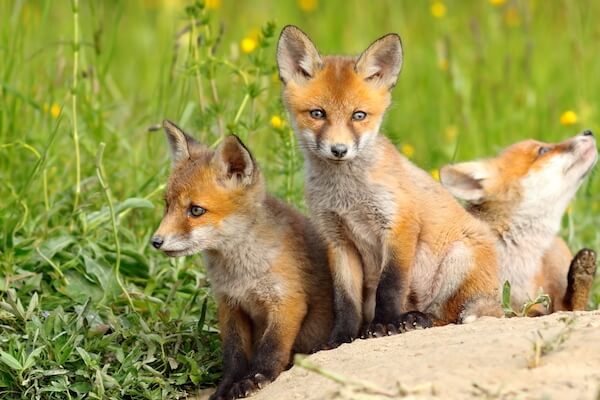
top-left (0, 351), bottom-right (22, 371)
top-left (85, 198), bottom-right (154, 230)
top-left (501, 281), bottom-right (516, 317)
top-left (25, 292), bottom-right (38, 320)
top-left (76, 347), bottom-right (93, 368)
top-left (22, 346), bottom-right (45, 370)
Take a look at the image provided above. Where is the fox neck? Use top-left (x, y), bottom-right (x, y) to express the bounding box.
top-left (471, 201), bottom-right (562, 252)
top-left (203, 204), bottom-right (278, 296)
top-left (470, 200), bottom-right (562, 299)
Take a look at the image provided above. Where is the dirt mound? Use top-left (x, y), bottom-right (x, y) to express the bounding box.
top-left (204, 311), bottom-right (600, 399)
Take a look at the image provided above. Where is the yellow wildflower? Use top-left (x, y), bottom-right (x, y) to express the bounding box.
top-left (489, 0), bottom-right (506, 5)
top-left (401, 144), bottom-right (415, 158)
top-left (560, 110), bottom-right (578, 126)
top-left (43, 103), bottom-right (61, 118)
top-left (240, 37), bottom-right (257, 54)
top-left (205, 0), bottom-right (220, 10)
top-left (504, 7), bottom-right (520, 27)
top-left (438, 58), bottom-right (449, 71)
top-left (298, 0), bottom-right (318, 12)
top-left (430, 169), bottom-right (440, 181)
top-left (431, 1), bottom-right (446, 18)
top-left (270, 115), bottom-right (284, 129)
top-left (444, 125), bottom-right (458, 142)
top-left (50, 104), bottom-right (61, 118)
top-left (566, 204), bottom-right (573, 215)
top-left (21, 2), bottom-right (41, 24)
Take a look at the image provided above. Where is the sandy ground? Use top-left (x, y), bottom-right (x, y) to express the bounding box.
top-left (196, 311), bottom-right (600, 400)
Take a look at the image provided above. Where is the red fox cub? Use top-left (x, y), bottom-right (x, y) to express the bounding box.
top-left (440, 131), bottom-right (598, 315)
top-left (151, 121), bottom-right (333, 399)
top-left (276, 26), bottom-right (503, 346)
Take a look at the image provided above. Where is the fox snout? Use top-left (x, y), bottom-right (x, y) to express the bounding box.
top-left (562, 130), bottom-right (597, 180)
top-left (308, 125), bottom-right (375, 161)
top-left (304, 131), bottom-right (358, 161)
top-left (150, 235), bottom-right (164, 249)
top-left (573, 129), bottom-right (596, 155)
top-left (559, 130), bottom-right (596, 157)
top-left (330, 143), bottom-right (348, 159)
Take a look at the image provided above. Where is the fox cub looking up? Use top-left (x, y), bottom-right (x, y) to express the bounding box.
top-left (441, 131), bottom-right (598, 315)
top-left (277, 25), bottom-right (503, 346)
top-left (151, 121), bottom-right (333, 399)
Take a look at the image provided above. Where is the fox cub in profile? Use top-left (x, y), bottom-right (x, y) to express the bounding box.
top-left (277, 26), bottom-right (503, 346)
top-left (441, 131), bottom-right (598, 315)
top-left (151, 121), bottom-right (333, 399)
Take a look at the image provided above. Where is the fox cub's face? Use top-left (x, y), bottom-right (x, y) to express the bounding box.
top-left (440, 131), bottom-right (597, 215)
top-left (151, 121), bottom-right (263, 257)
top-left (277, 25), bottom-right (403, 162)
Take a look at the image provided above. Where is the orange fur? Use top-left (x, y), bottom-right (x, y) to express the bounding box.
top-left (441, 133), bottom-right (597, 315)
top-left (277, 26), bottom-right (502, 343)
top-left (152, 124), bottom-right (333, 399)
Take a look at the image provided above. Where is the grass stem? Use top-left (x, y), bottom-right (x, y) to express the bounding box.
top-left (71, 0), bottom-right (81, 212)
top-left (95, 143), bottom-right (135, 311)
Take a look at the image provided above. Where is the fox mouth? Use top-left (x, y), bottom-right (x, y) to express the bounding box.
top-left (163, 248), bottom-right (196, 257)
top-left (566, 143), bottom-right (597, 178)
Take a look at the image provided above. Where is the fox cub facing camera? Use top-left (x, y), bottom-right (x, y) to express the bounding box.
top-left (441, 131), bottom-right (598, 315)
top-left (151, 121), bottom-right (333, 399)
top-left (277, 25), bottom-right (503, 346)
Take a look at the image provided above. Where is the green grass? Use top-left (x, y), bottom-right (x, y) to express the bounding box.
top-left (0, 0), bottom-right (599, 398)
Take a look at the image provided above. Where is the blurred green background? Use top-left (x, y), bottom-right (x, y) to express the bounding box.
top-left (1, 0), bottom-right (598, 398)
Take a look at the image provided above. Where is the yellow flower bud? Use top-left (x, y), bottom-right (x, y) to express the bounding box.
top-left (401, 144), bottom-right (415, 158)
top-left (270, 115), bottom-right (284, 129)
top-left (240, 37), bottom-right (257, 54)
top-left (431, 1), bottom-right (446, 18)
top-left (560, 110), bottom-right (578, 126)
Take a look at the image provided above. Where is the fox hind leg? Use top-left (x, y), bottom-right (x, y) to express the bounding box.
top-left (565, 248), bottom-right (597, 311)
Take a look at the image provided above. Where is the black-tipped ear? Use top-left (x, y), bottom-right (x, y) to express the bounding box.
top-left (213, 135), bottom-right (255, 186)
top-left (439, 162), bottom-right (490, 203)
top-left (277, 25), bottom-right (323, 84)
top-left (355, 33), bottom-right (403, 89)
top-left (163, 120), bottom-right (200, 166)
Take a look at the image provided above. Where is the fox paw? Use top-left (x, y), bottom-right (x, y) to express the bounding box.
top-left (209, 392), bottom-right (230, 400)
top-left (571, 248), bottom-right (597, 280)
top-left (323, 331), bottom-right (356, 350)
top-left (567, 248), bottom-right (597, 311)
top-left (227, 373), bottom-right (271, 399)
top-left (209, 382), bottom-right (233, 400)
top-left (394, 311), bottom-right (433, 332)
top-left (360, 322), bottom-right (399, 339)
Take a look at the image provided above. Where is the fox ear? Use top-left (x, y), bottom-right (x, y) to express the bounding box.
top-left (213, 135), bottom-right (255, 186)
top-left (355, 33), bottom-right (403, 89)
top-left (277, 25), bottom-right (323, 84)
top-left (440, 162), bottom-right (490, 203)
top-left (163, 120), bottom-right (200, 166)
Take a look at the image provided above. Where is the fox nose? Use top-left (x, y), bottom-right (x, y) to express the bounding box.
top-left (151, 236), bottom-right (164, 249)
top-left (330, 144), bottom-right (348, 158)
top-left (582, 129), bottom-right (594, 137)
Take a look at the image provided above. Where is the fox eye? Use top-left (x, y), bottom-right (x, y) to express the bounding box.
top-left (189, 205), bottom-right (206, 217)
top-left (538, 146), bottom-right (550, 156)
top-left (309, 109), bottom-right (326, 120)
top-left (352, 111), bottom-right (367, 121)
